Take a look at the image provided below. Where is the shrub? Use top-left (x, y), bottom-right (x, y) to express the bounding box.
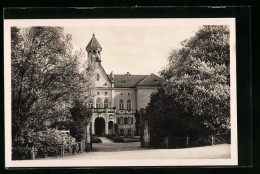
top-left (92, 137), bottom-right (102, 143)
top-left (114, 137), bottom-right (124, 143)
top-left (50, 121), bottom-right (83, 142)
top-left (12, 128), bottom-right (77, 159)
top-left (12, 146), bottom-right (32, 160)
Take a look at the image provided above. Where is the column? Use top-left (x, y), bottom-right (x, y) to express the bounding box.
top-left (92, 117), bottom-right (95, 135)
top-left (105, 121), bottom-right (108, 135)
top-left (86, 124), bottom-right (92, 151)
top-left (143, 120), bottom-right (150, 148)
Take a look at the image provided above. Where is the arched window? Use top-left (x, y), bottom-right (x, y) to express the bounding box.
top-left (118, 117), bottom-right (120, 124)
top-left (131, 117), bottom-right (134, 124)
top-left (96, 73), bottom-right (100, 81)
top-left (127, 100), bottom-right (131, 110)
top-left (128, 117), bottom-right (131, 124)
top-left (120, 117), bottom-right (123, 124)
top-left (119, 99), bottom-right (124, 110)
top-left (124, 117), bottom-right (128, 124)
top-left (104, 98), bottom-right (109, 108)
top-left (96, 98), bottom-right (102, 108)
top-left (87, 98), bottom-right (94, 108)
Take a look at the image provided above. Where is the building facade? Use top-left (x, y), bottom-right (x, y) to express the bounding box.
top-left (86, 34), bottom-right (162, 136)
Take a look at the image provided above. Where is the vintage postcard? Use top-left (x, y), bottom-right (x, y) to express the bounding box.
top-left (4, 18), bottom-right (237, 167)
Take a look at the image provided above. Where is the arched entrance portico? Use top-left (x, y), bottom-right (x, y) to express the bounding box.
top-left (95, 117), bottom-right (105, 136)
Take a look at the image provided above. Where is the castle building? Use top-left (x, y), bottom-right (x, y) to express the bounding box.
top-left (86, 34), bottom-right (162, 136)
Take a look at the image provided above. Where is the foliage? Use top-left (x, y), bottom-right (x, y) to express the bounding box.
top-left (12, 128), bottom-right (77, 159)
top-left (146, 88), bottom-right (208, 148)
top-left (160, 25), bottom-right (231, 135)
top-left (114, 124), bottom-right (118, 134)
top-left (92, 137), bottom-right (102, 143)
top-left (106, 134), bottom-right (119, 141)
top-left (113, 137), bottom-right (124, 143)
top-left (11, 26), bottom-right (95, 140)
top-left (69, 100), bottom-right (92, 140)
top-left (49, 121), bottom-right (81, 141)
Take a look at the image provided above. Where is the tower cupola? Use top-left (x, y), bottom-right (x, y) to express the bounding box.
top-left (86, 33), bottom-right (102, 63)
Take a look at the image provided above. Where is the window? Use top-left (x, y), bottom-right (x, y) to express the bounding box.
top-left (124, 117), bottom-right (128, 124)
top-left (119, 99), bottom-right (124, 110)
top-left (131, 117), bottom-right (134, 124)
top-left (118, 117), bottom-right (120, 124)
top-left (97, 92), bottom-right (100, 95)
top-left (127, 100), bottom-right (131, 110)
top-left (87, 98), bottom-right (94, 108)
top-left (93, 50), bottom-right (96, 54)
top-left (105, 92), bottom-right (108, 95)
top-left (96, 98), bottom-right (102, 108)
top-left (128, 117), bottom-right (131, 124)
top-left (128, 129), bottom-right (131, 136)
top-left (128, 92), bottom-right (131, 96)
top-left (96, 73), bottom-right (100, 81)
top-left (104, 98), bottom-right (109, 108)
top-left (120, 117), bottom-right (123, 124)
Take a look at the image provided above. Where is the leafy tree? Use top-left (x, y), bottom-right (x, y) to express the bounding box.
top-left (69, 100), bottom-right (92, 140)
top-left (146, 88), bottom-right (207, 146)
top-left (160, 25), bottom-right (230, 135)
top-left (11, 27), bottom-right (95, 139)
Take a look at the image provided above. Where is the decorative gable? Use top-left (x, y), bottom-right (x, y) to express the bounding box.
top-left (95, 64), bottom-right (111, 88)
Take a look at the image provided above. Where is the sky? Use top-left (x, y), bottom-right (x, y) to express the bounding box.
top-left (6, 18), bottom-right (235, 76)
top-left (63, 20), bottom-right (201, 75)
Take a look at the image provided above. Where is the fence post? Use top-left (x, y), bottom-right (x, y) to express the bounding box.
top-left (211, 135), bottom-right (214, 145)
top-left (31, 147), bottom-right (35, 160)
top-left (58, 145), bottom-right (62, 157)
top-left (165, 137), bottom-right (169, 149)
top-left (186, 136), bottom-right (189, 148)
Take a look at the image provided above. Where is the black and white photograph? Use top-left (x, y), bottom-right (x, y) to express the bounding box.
top-left (4, 18), bottom-right (237, 167)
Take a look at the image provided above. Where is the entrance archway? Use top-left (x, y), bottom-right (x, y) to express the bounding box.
top-left (95, 117), bottom-right (105, 136)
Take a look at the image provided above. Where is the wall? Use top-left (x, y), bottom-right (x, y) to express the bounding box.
top-left (113, 88), bottom-right (136, 111)
top-left (94, 63), bottom-right (111, 88)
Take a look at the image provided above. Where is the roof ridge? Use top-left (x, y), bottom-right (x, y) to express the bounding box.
top-left (137, 73), bottom-right (153, 86)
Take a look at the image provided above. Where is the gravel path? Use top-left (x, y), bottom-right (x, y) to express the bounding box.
top-left (54, 142), bottom-right (230, 160)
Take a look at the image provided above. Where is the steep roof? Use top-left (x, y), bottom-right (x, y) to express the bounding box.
top-left (111, 73), bottom-right (163, 88)
top-left (86, 34), bottom-right (102, 51)
top-left (137, 73), bottom-right (163, 87)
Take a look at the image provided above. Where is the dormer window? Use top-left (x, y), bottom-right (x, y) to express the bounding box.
top-left (154, 79), bottom-right (158, 82)
top-left (96, 73), bottom-right (100, 81)
top-left (104, 83), bottom-right (107, 86)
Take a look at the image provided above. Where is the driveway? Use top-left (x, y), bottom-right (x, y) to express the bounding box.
top-left (91, 137), bottom-right (146, 152)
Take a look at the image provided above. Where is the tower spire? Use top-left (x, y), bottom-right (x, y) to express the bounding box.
top-left (86, 34), bottom-right (102, 64)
